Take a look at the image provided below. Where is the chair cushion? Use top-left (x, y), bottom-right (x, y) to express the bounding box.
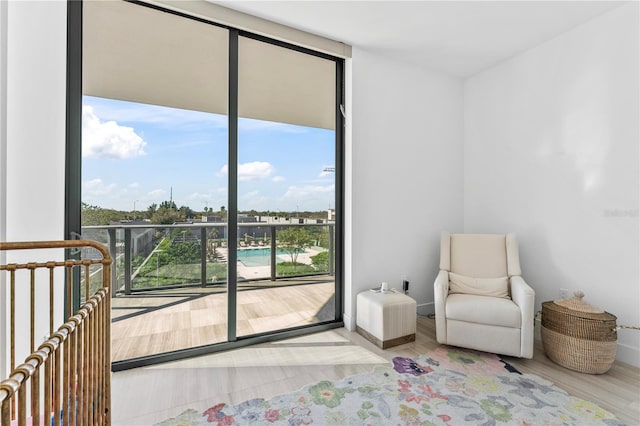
top-left (448, 272), bottom-right (509, 298)
top-left (446, 293), bottom-right (521, 328)
top-left (450, 234), bottom-right (507, 277)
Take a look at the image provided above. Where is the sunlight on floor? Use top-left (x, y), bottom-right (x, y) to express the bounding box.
top-left (145, 331), bottom-right (387, 369)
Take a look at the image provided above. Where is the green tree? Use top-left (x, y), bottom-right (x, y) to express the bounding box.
top-left (167, 241), bottom-right (200, 264)
top-left (179, 205), bottom-right (194, 219)
top-left (311, 251), bottom-right (329, 271)
top-left (147, 203), bottom-right (158, 217)
top-left (278, 227), bottom-right (311, 266)
top-left (160, 200), bottom-right (177, 210)
top-left (151, 207), bottom-right (183, 224)
top-left (81, 202), bottom-right (126, 226)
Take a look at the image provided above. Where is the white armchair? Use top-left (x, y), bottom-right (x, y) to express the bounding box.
top-left (434, 233), bottom-right (535, 358)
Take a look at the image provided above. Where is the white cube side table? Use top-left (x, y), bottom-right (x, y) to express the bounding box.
top-left (356, 290), bottom-right (417, 349)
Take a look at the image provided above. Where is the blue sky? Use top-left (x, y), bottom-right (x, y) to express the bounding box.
top-left (82, 96), bottom-right (335, 213)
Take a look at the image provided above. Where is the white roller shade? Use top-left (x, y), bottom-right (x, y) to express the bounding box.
top-left (239, 36), bottom-right (336, 130)
top-left (83, 1), bottom-right (338, 130)
top-left (83, 0), bottom-right (228, 114)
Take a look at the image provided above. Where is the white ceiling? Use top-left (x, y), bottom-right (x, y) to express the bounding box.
top-left (214, 1), bottom-right (627, 77)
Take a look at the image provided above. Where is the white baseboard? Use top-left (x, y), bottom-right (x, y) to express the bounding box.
top-left (616, 342), bottom-right (640, 368)
top-left (343, 313), bottom-right (356, 331)
top-left (418, 302), bottom-right (434, 316)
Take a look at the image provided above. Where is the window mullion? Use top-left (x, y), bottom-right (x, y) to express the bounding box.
top-left (227, 28), bottom-right (239, 342)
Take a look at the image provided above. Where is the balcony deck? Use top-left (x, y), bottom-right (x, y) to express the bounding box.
top-left (110, 275), bottom-right (335, 362)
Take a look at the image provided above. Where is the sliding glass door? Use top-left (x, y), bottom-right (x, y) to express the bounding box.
top-left (75, 0), bottom-right (343, 369)
top-left (235, 36), bottom-right (337, 337)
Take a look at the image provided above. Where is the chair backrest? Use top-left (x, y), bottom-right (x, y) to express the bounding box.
top-left (440, 233), bottom-right (522, 278)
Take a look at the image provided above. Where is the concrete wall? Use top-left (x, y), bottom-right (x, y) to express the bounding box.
top-left (464, 3), bottom-right (639, 366)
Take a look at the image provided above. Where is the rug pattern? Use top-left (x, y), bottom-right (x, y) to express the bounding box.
top-left (157, 347), bottom-right (624, 426)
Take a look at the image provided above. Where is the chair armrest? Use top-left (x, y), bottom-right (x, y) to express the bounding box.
top-left (510, 275), bottom-right (534, 311)
top-left (510, 275), bottom-right (535, 358)
top-left (434, 270), bottom-right (449, 343)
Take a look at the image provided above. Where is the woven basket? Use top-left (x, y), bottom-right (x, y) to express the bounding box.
top-left (541, 292), bottom-right (617, 374)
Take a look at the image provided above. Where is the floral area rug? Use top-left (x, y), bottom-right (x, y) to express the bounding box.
top-left (156, 346), bottom-right (624, 425)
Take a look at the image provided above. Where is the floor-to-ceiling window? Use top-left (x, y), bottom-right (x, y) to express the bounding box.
top-left (236, 35), bottom-right (338, 337)
top-left (69, 0), bottom-right (344, 369)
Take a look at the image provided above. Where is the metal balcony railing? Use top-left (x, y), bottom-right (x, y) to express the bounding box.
top-left (82, 222), bottom-right (335, 295)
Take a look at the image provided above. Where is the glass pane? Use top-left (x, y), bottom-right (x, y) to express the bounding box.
top-left (236, 37), bottom-right (336, 337)
top-left (82, 1), bottom-right (229, 362)
top-left (81, 97), bottom-right (229, 362)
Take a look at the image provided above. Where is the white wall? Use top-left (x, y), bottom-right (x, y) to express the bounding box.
top-left (464, 3), bottom-right (639, 366)
top-left (0, 1), bottom-right (67, 376)
top-left (4, 2), bottom-right (66, 240)
top-left (0, 0), bottom-right (6, 239)
top-left (0, 0), bottom-right (7, 381)
top-left (345, 47), bottom-right (464, 328)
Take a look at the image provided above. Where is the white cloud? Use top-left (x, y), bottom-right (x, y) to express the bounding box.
top-left (147, 189), bottom-right (166, 199)
top-left (272, 176), bottom-right (285, 182)
top-left (240, 191), bottom-right (270, 208)
top-left (219, 162), bottom-right (275, 181)
top-left (83, 178), bottom-right (116, 196)
top-left (129, 182), bottom-right (140, 188)
top-left (187, 192), bottom-right (212, 201)
top-left (82, 105), bottom-right (147, 159)
top-left (242, 190), bottom-right (260, 199)
top-left (239, 162), bottom-right (275, 181)
top-left (187, 191), bottom-right (225, 202)
top-left (284, 184), bottom-right (335, 198)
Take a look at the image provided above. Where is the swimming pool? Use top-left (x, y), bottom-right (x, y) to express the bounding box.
top-left (237, 247), bottom-right (304, 267)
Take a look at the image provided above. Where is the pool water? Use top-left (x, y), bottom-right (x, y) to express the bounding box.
top-left (237, 247), bottom-right (304, 267)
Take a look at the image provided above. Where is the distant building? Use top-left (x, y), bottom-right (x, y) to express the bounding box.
top-left (255, 215), bottom-right (329, 225)
top-left (201, 215), bottom-right (224, 223)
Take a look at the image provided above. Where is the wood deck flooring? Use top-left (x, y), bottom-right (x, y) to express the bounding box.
top-left (110, 277), bottom-right (335, 361)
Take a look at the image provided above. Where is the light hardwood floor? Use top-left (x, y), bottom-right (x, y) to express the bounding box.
top-left (111, 316), bottom-right (640, 425)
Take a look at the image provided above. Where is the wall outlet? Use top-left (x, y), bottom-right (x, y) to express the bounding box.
top-left (559, 288), bottom-right (569, 299)
top-left (401, 275), bottom-right (409, 295)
